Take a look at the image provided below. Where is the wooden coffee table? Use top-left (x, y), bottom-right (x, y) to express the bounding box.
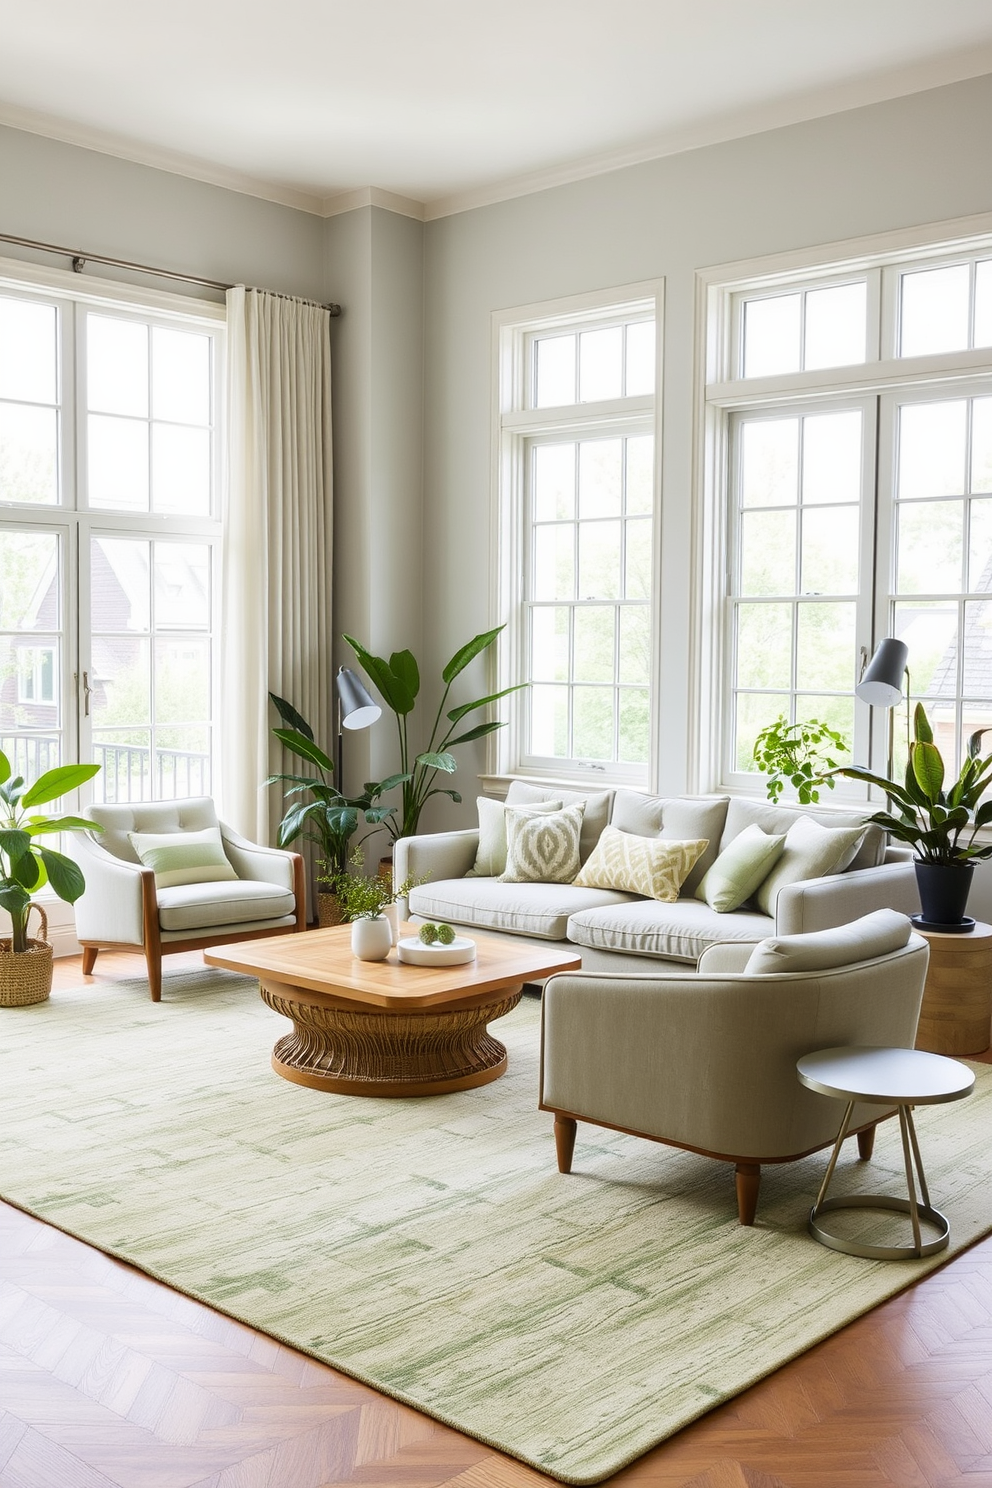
top-left (204, 925), bottom-right (581, 1097)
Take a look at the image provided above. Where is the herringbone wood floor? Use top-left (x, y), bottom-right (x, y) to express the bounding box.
top-left (1, 951), bottom-right (990, 1488)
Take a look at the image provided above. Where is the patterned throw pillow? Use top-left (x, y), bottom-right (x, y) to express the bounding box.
top-left (573, 825), bottom-right (709, 902)
top-left (498, 803), bottom-right (586, 884)
top-left (128, 826), bottom-right (238, 889)
top-left (467, 797), bottom-right (563, 877)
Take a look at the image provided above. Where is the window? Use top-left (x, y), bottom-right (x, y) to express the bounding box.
top-left (496, 288), bottom-right (659, 782)
top-left (703, 231), bottom-right (992, 796)
top-left (0, 265), bottom-right (223, 805)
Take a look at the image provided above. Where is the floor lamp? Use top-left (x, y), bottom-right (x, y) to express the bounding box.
top-left (335, 667), bottom-right (381, 788)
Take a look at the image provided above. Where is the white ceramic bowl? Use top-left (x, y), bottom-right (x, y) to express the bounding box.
top-left (397, 935), bottom-right (477, 967)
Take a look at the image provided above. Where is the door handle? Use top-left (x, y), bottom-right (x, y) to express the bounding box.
top-left (82, 670), bottom-right (91, 717)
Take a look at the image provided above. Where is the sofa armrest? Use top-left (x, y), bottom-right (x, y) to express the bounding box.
top-left (66, 833), bottom-right (146, 945)
top-left (774, 861), bottom-right (919, 936)
top-left (696, 942), bottom-right (760, 973)
top-left (394, 829), bottom-right (480, 890)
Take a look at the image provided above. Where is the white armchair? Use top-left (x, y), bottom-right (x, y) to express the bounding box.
top-left (540, 910), bottom-right (930, 1225)
top-left (69, 798), bottom-right (305, 1001)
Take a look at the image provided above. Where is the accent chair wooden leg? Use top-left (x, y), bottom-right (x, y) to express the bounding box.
top-left (554, 1116), bottom-right (577, 1174)
top-left (81, 946), bottom-right (99, 975)
top-left (735, 1163), bottom-right (761, 1226)
top-left (144, 947), bottom-right (162, 1003)
top-left (857, 1124), bottom-right (877, 1161)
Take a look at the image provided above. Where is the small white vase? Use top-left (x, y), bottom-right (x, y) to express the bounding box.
top-left (382, 901), bottom-right (400, 945)
top-left (351, 915), bottom-right (393, 961)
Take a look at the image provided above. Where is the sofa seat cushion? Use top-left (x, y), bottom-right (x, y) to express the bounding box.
top-left (408, 878), bottom-right (633, 941)
top-left (156, 879), bottom-right (296, 932)
top-left (566, 897), bottom-right (774, 963)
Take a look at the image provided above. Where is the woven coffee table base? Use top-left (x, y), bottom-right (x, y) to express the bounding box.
top-left (261, 983), bottom-right (524, 1096)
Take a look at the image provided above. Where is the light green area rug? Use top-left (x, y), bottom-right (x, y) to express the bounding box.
top-left (1, 971), bottom-right (991, 1483)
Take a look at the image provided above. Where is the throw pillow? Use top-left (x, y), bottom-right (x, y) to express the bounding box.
top-left (499, 802), bottom-right (586, 884)
top-left (744, 908), bottom-right (913, 975)
top-left (128, 826), bottom-right (238, 889)
top-left (754, 815), bottom-right (867, 917)
top-left (573, 825), bottom-right (709, 903)
top-left (694, 823), bottom-right (787, 913)
top-left (467, 796), bottom-right (562, 877)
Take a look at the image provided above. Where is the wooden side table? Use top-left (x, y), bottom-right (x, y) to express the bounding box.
top-left (914, 920), bottom-right (992, 1057)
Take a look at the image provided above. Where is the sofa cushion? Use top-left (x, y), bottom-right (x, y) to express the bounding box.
top-left (695, 823), bottom-right (787, 912)
top-left (408, 878), bottom-right (632, 941)
top-left (129, 825), bottom-right (237, 888)
top-left (505, 782), bottom-right (612, 864)
top-left (156, 879), bottom-right (296, 932)
top-left (500, 802), bottom-right (585, 884)
top-left (566, 897), bottom-right (774, 963)
top-left (744, 908), bottom-right (913, 975)
top-left (468, 797), bottom-right (562, 876)
top-left (574, 826), bottom-right (709, 901)
top-left (719, 797), bottom-right (885, 871)
top-left (609, 791), bottom-right (730, 894)
top-left (754, 816), bottom-right (867, 917)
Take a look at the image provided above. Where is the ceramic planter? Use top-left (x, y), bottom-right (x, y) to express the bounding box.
top-left (914, 861), bottom-right (976, 932)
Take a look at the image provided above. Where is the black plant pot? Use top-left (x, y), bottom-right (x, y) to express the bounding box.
top-left (913, 860), bottom-right (976, 933)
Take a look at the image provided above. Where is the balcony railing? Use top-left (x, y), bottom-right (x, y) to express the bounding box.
top-left (0, 735), bottom-right (210, 803)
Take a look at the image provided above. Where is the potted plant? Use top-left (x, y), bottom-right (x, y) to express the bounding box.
top-left (0, 752), bottom-right (102, 1006)
top-left (332, 848), bottom-right (420, 960)
top-left (752, 715), bottom-right (850, 804)
top-left (266, 694), bottom-right (396, 925)
top-left (342, 626), bottom-right (524, 845)
top-left (831, 703), bottom-right (992, 931)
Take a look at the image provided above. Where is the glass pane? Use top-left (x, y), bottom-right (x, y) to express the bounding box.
top-left (0, 298), bottom-right (57, 404)
top-left (155, 727), bottom-right (211, 799)
top-left (88, 415), bottom-right (149, 511)
top-left (0, 530), bottom-right (59, 630)
top-left (897, 500), bottom-right (962, 595)
top-left (743, 294), bottom-right (801, 378)
top-left (92, 729), bottom-right (151, 804)
top-left (578, 521), bottom-right (621, 600)
top-left (0, 635), bottom-right (60, 733)
top-left (578, 439), bottom-right (622, 518)
top-left (625, 435), bottom-right (653, 515)
top-left (155, 636), bottom-right (209, 722)
top-left (91, 636), bottom-right (150, 725)
top-left (962, 701), bottom-right (992, 757)
top-left (962, 601), bottom-right (992, 697)
top-left (0, 403), bottom-right (58, 505)
top-left (801, 506), bottom-right (859, 595)
top-left (534, 335), bottom-right (575, 408)
top-left (971, 397), bottom-right (992, 494)
top-left (151, 424), bottom-right (210, 516)
top-left (533, 444), bottom-right (575, 521)
top-left (573, 687), bottom-right (613, 761)
top-left (530, 684), bottom-right (568, 757)
top-left (618, 689), bottom-right (649, 764)
top-left (893, 601), bottom-right (958, 696)
top-left (969, 499), bottom-right (992, 593)
top-left (739, 509), bottom-right (796, 596)
top-left (574, 606), bottom-right (615, 683)
top-left (530, 607), bottom-right (568, 682)
top-left (154, 543), bottom-right (210, 630)
top-left (900, 265), bottom-right (970, 357)
top-left (152, 327), bottom-right (210, 424)
top-left (624, 518), bottom-right (652, 599)
top-left (87, 315), bottom-right (148, 416)
top-left (736, 603), bottom-right (792, 690)
top-left (898, 401), bottom-right (966, 500)
top-left (618, 605), bottom-right (650, 685)
top-left (579, 327), bottom-right (622, 403)
top-left (740, 419), bottom-right (798, 508)
top-left (0, 673), bottom-right (61, 773)
top-left (794, 695), bottom-right (854, 763)
top-left (735, 692), bottom-right (789, 773)
top-left (796, 602), bottom-right (856, 693)
top-left (803, 282), bottom-right (867, 370)
top-left (92, 538), bottom-right (150, 632)
top-left (625, 322), bottom-right (655, 396)
top-left (801, 410), bottom-right (861, 505)
top-left (975, 261), bottom-right (992, 349)
top-left (533, 525), bottom-right (574, 601)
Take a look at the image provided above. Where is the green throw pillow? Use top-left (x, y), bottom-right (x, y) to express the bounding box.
top-left (128, 826), bottom-right (238, 889)
top-left (694, 823), bottom-right (787, 913)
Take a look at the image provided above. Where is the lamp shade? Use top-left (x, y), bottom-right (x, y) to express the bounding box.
top-left (856, 638), bottom-right (909, 708)
top-left (336, 667), bottom-right (381, 731)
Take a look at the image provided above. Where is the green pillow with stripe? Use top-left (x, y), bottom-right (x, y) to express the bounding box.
top-left (128, 826), bottom-right (238, 889)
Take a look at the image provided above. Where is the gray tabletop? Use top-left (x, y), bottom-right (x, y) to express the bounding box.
top-left (797, 1046), bottom-right (975, 1105)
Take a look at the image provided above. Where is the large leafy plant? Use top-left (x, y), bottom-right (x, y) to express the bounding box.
top-left (832, 703), bottom-right (992, 865)
top-left (0, 753), bottom-right (102, 952)
top-left (343, 626), bottom-right (523, 842)
top-left (266, 694), bottom-right (395, 876)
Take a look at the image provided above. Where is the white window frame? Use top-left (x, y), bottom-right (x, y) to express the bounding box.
top-left (491, 281), bottom-right (663, 787)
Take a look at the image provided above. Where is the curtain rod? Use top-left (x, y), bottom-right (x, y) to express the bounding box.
top-left (0, 232), bottom-right (342, 316)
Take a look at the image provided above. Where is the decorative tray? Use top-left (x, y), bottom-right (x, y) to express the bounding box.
top-left (397, 935), bottom-right (477, 967)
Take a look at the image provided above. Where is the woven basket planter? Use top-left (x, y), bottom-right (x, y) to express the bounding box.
top-left (0, 904), bottom-right (52, 1008)
top-left (316, 892), bottom-right (345, 929)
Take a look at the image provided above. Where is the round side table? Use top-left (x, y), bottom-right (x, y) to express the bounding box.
top-left (914, 920), bottom-right (992, 1056)
top-left (797, 1046), bottom-right (975, 1260)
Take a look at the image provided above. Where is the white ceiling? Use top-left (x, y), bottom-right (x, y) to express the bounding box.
top-left (3, 1), bottom-right (992, 218)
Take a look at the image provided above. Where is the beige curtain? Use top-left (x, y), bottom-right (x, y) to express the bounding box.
top-left (220, 287), bottom-right (333, 855)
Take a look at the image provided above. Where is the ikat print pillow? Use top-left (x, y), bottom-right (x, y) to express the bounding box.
top-left (498, 802), bottom-right (586, 885)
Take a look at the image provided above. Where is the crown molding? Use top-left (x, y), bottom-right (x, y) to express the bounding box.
top-left (321, 187), bottom-right (425, 221)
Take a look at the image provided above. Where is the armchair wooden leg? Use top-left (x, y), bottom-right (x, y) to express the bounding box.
top-left (735, 1163), bottom-right (761, 1226)
top-left (144, 947), bottom-right (162, 1003)
top-left (81, 946), bottom-right (99, 975)
top-left (554, 1116), bottom-right (578, 1174)
top-left (140, 869), bottom-right (163, 1002)
top-left (857, 1124), bottom-right (877, 1161)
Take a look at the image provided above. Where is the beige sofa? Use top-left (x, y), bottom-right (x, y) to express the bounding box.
top-left (395, 782), bottom-right (918, 974)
